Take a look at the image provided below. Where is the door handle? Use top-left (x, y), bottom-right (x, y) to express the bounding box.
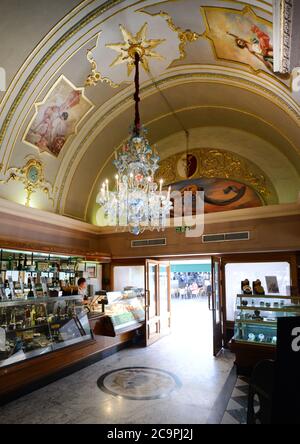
top-left (145, 289), bottom-right (150, 308)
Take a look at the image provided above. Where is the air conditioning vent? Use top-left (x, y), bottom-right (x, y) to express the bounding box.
top-left (202, 231), bottom-right (250, 243)
top-left (131, 238), bottom-right (167, 248)
top-left (225, 232), bottom-right (250, 241)
top-left (202, 234), bottom-right (225, 243)
top-left (131, 240), bottom-right (149, 247)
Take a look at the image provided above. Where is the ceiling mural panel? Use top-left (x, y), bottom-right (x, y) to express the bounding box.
top-left (23, 75), bottom-right (94, 157)
top-left (156, 147), bottom-right (278, 205)
top-left (201, 5), bottom-right (290, 86)
top-left (168, 178), bottom-right (263, 214)
top-left (0, 0), bottom-right (299, 221)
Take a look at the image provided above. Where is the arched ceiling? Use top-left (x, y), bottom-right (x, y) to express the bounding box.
top-left (0, 0), bottom-right (299, 223)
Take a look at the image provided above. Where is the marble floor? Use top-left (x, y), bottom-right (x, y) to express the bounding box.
top-left (0, 298), bottom-right (235, 424)
top-left (221, 376), bottom-right (249, 424)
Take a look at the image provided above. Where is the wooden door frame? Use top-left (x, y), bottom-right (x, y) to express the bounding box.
top-left (211, 256), bottom-right (223, 356)
top-left (145, 259), bottom-right (161, 345)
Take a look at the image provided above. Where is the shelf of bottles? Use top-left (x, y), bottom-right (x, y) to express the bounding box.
top-left (0, 248), bottom-right (85, 301)
top-left (0, 248), bottom-right (92, 368)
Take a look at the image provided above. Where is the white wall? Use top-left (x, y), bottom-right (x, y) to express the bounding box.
top-left (225, 262), bottom-right (291, 321)
top-left (113, 266), bottom-right (145, 290)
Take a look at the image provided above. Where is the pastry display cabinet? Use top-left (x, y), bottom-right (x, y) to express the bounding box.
top-left (92, 289), bottom-right (145, 337)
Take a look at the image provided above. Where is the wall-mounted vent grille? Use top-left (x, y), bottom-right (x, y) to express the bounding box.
top-left (131, 238), bottom-right (167, 248)
top-left (202, 231), bottom-right (250, 243)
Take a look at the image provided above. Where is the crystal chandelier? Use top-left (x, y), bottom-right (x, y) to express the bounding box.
top-left (97, 52), bottom-right (173, 235)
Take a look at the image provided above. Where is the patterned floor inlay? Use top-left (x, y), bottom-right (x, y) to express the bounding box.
top-left (221, 377), bottom-right (250, 424)
top-left (97, 367), bottom-right (182, 400)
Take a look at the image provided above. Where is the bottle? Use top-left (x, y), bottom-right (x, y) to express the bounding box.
top-left (17, 255), bottom-right (24, 271)
top-left (10, 308), bottom-right (16, 325)
top-left (27, 278), bottom-right (34, 298)
top-left (4, 280), bottom-right (11, 299)
top-left (30, 305), bottom-right (36, 327)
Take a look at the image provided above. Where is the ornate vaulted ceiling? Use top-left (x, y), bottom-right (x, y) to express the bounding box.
top-left (0, 0), bottom-right (299, 224)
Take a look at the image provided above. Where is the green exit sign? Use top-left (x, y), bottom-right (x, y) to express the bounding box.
top-left (175, 226), bottom-right (191, 233)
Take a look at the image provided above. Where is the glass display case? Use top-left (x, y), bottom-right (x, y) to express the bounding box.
top-left (233, 294), bottom-right (300, 347)
top-left (106, 290), bottom-right (145, 331)
top-left (91, 289), bottom-right (145, 336)
top-left (0, 296), bottom-right (92, 368)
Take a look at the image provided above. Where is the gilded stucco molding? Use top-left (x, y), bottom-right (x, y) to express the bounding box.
top-left (0, 158), bottom-right (56, 207)
top-left (141, 10), bottom-right (201, 61)
top-left (155, 148), bottom-right (277, 204)
top-left (106, 22), bottom-right (165, 75)
top-left (85, 37), bottom-right (120, 88)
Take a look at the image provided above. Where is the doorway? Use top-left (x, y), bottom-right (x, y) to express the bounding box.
top-left (169, 259), bottom-right (213, 354)
top-left (110, 256), bottom-right (223, 356)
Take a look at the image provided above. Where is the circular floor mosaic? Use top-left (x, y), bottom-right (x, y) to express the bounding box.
top-left (97, 367), bottom-right (182, 400)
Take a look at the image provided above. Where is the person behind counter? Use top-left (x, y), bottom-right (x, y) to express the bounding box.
top-left (77, 277), bottom-right (88, 302)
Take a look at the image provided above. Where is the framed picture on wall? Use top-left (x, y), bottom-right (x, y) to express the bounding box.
top-left (86, 263), bottom-right (97, 278)
top-left (265, 276), bottom-right (280, 294)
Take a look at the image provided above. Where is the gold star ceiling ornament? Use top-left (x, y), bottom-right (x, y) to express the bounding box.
top-left (106, 23), bottom-right (165, 76)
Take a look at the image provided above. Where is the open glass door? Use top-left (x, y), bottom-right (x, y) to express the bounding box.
top-left (145, 260), bottom-right (171, 346)
top-left (211, 256), bottom-right (223, 356)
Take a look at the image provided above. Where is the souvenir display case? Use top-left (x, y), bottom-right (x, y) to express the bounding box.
top-left (92, 289), bottom-right (145, 337)
top-left (231, 293), bottom-right (300, 374)
top-left (0, 296), bottom-right (92, 368)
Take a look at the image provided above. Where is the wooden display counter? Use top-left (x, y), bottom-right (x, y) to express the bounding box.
top-left (230, 338), bottom-right (276, 376)
top-left (0, 315), bottom-right (144, 405)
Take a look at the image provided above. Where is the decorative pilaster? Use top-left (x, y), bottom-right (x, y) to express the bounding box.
top-left (273, 0), bottom-right (293, 74)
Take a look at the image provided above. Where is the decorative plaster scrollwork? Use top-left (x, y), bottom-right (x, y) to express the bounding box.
top-left (157, 12), bottom-right (201, 60)
top-left (0, 158), bottom-right (55, 207)
top-left (85, 48), bottom-right (119, 88)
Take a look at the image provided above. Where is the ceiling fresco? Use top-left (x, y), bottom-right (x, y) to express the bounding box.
top-left (0, 0), bottom-right (299, 224)
top-left (23, 75), bottom-right (94, 157)
top-left (202, 6), bottom-right (281, 77)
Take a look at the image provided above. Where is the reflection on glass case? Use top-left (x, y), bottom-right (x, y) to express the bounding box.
top-left (0, 296), bottom-right (92, 368)
top-left (233, 294), bottom-right (300, 347)
top-left (105, 290), bottom-right (145, 331)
